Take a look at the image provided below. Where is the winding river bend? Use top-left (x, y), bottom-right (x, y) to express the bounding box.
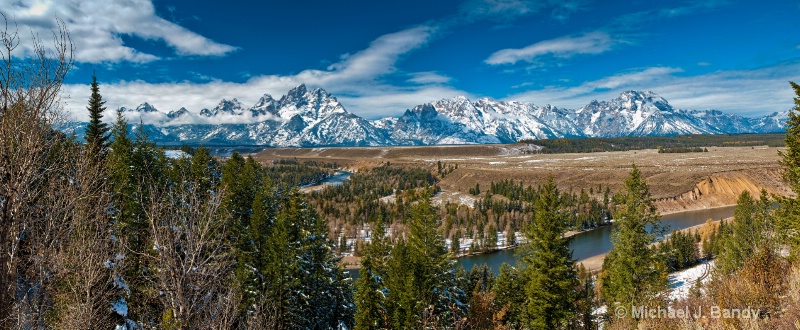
top-left (456, 205), bottom-right (736, 274)
top-left (319, 170), bottom-right (352, 186)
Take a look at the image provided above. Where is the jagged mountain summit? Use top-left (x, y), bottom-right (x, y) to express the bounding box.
top-left (76, 85), bottom-right (787, 147)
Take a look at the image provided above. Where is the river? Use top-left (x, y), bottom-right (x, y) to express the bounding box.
top-left (455, 205), bottom-right (736, 274)
top-left (320, 170), bottom-right (352, 186)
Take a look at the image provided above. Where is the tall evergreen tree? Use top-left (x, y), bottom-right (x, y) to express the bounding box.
top-left (247, 187), bottom-right (354, 329)
top-left (778, 81), bottom-right (800, 261)
top-left (290, 189), bottom-right (354, 329)
top-left (354, 218), bottom-right (390, 330)
top-left (521, 178), bottom-right (578, 329)
top-left (187, 145), bottom-right (219, 193)
top-left (106, 111), bottom-right (167, 326)
top-left (84, 74), bottom-right (109, 158)
top-left (574, 264), bottom-right (597, 330)
top-left (406, 190), bottom-right (464, 326)
top-left (493, 263), bottom-right (525, 326)
top-left (716, 191), bottom-right (757, 275)
top-left (600, 165), bottom-right (667, 311)
top-left (247, 179), bottom-right (293, 322)
top-left (383, 190), bottom-right (464, 328)
top-left (385, 240), bottom-right (415, 328)
top-left (718, 190), bottom-right (775, 275)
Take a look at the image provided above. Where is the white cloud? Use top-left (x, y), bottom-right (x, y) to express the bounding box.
top-left (2, 0), bottom-right (237, 63)
top-left (120, 108), bottom-right (282, 127)
top-left (485, 31), bottom-right (616, 65)
top-left (459, 0), bottom-right (587, 22)
top-left (505, 64), bottom-right (799, 116)
top-left (408, 71), bottom-right (452, 84)
top-left (319, 26), bottom-right (435, 87)
top-left (62, 25), bottom-right (470, 121)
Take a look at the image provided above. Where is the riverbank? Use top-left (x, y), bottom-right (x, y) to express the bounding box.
top-left (341, 222), bottom-right (611, 270)
top-left (577, 215), bottom-right (732, 273)
top-left (658, 202), bottom-right (736, 216)
top-left (299, 170), bottom-right (352, 193)
top-left (340, 206), bottom-right (735, 271)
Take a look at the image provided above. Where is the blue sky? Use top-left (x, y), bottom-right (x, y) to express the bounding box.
top-left (5, 0), bottom-right (800, 120)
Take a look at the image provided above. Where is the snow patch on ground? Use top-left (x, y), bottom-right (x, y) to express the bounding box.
top-left (164, 150), bottom-right (191, 159)
top-left (668, 260), bottom-right (714, 301)
top-left (112, 298), bottom-right (129, 317)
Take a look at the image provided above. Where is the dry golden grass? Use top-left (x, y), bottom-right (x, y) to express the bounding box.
top-left (254, 145), bottom-right (791, 214)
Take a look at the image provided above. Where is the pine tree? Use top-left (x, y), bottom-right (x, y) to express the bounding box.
top-left (106, 112), bottom-right (167, 326)
top-left (521, 177), bottom-right (578, 329)
top-left (188, 146), bottom-right (219, 193)
top-left (717, 190), bottom-right (774, 275)
top-left (250, 188), bottom-right (354, 328)
top-left (385, 240), bottom-right (415, 328)
top-left (494, 263), bottom-right (525, 326)
top-left (84, 74), bottom-right (109, 159)
top-left (778, 81), bottom-right (800, 261)
top-left (600, 165), bottom-right (667, 310)
top-left (406, 190), bottom-right (464, 325)
top-left (716, 191), bottom-right (756, 275)
top-left (106, 111), bottom-right (145, 322)
top-left (354, 218), bottom-right (390, 329)
top-left (220, 153), bottom-right (262, 250)
top-left (574, 264), bottom-right (597, 330)
top-left (383, 190), bottom-right (464, 328)
top-left (249, 179), bottom-right (294, 323)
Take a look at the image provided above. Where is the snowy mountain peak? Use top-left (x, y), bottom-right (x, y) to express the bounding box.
top-left (255, 94), bottom-right (275, 106)
top-left (137, 102), bottom-right (158, 112)
top-left (310, 87), bottom-right (332, 98)
top-left (616, 91), bottom-right (670, 109)
top-left (216, 98), bottom-right (244, 112)
top-left (199, 99), bottom-right (245, 117)
top-left (166, 107), bottom-right (189, 119)
top-left (619, 90), bottom-right (663, 101)
top-left (282, 84), bottom-right (308, 103)
top-left (251, 94), bottom-right (279, 117)
top-left (123, 102), bottom-right (158, 113)
top-left (276, 85), bottom-right (347, 120)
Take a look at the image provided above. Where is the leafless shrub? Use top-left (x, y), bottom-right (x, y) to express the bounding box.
top-left (145, 178), bottom-right (237, 330)
top-left (0, 12), bottom-right (118, 329)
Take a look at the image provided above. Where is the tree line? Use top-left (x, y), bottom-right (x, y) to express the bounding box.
top-left (520, 133), bottom-right (785, 154)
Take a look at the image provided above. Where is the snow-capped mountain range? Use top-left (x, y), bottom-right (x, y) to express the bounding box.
top-left (74, 84), bottom-right (789, 147)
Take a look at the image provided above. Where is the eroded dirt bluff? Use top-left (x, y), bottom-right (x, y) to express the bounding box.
top-left (654, 167), bottom-right (792, 214)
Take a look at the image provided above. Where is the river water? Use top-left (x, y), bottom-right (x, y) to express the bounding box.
top-left (319, 170), bottom-right (352, 186)
top-left (456, 205), bottom-right (736, 274)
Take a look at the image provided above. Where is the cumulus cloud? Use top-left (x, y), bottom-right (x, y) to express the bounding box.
top-left (485, 31), bottom-right (616, 65)
top-left (3, 0), bottom-right (237, 63)
top-left (505, 64), bottom-right (799, 116)
top-left (62, 25), bottom-right (470, 121)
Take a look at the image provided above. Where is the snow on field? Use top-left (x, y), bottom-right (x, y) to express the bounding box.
top-left (164, 150), bottom-right (191, 159)
top-left (668, 260), bottom-right (714, 301)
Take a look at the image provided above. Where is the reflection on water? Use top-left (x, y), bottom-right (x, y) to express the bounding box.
top-left (456, 205), bottom-right (736, 274)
